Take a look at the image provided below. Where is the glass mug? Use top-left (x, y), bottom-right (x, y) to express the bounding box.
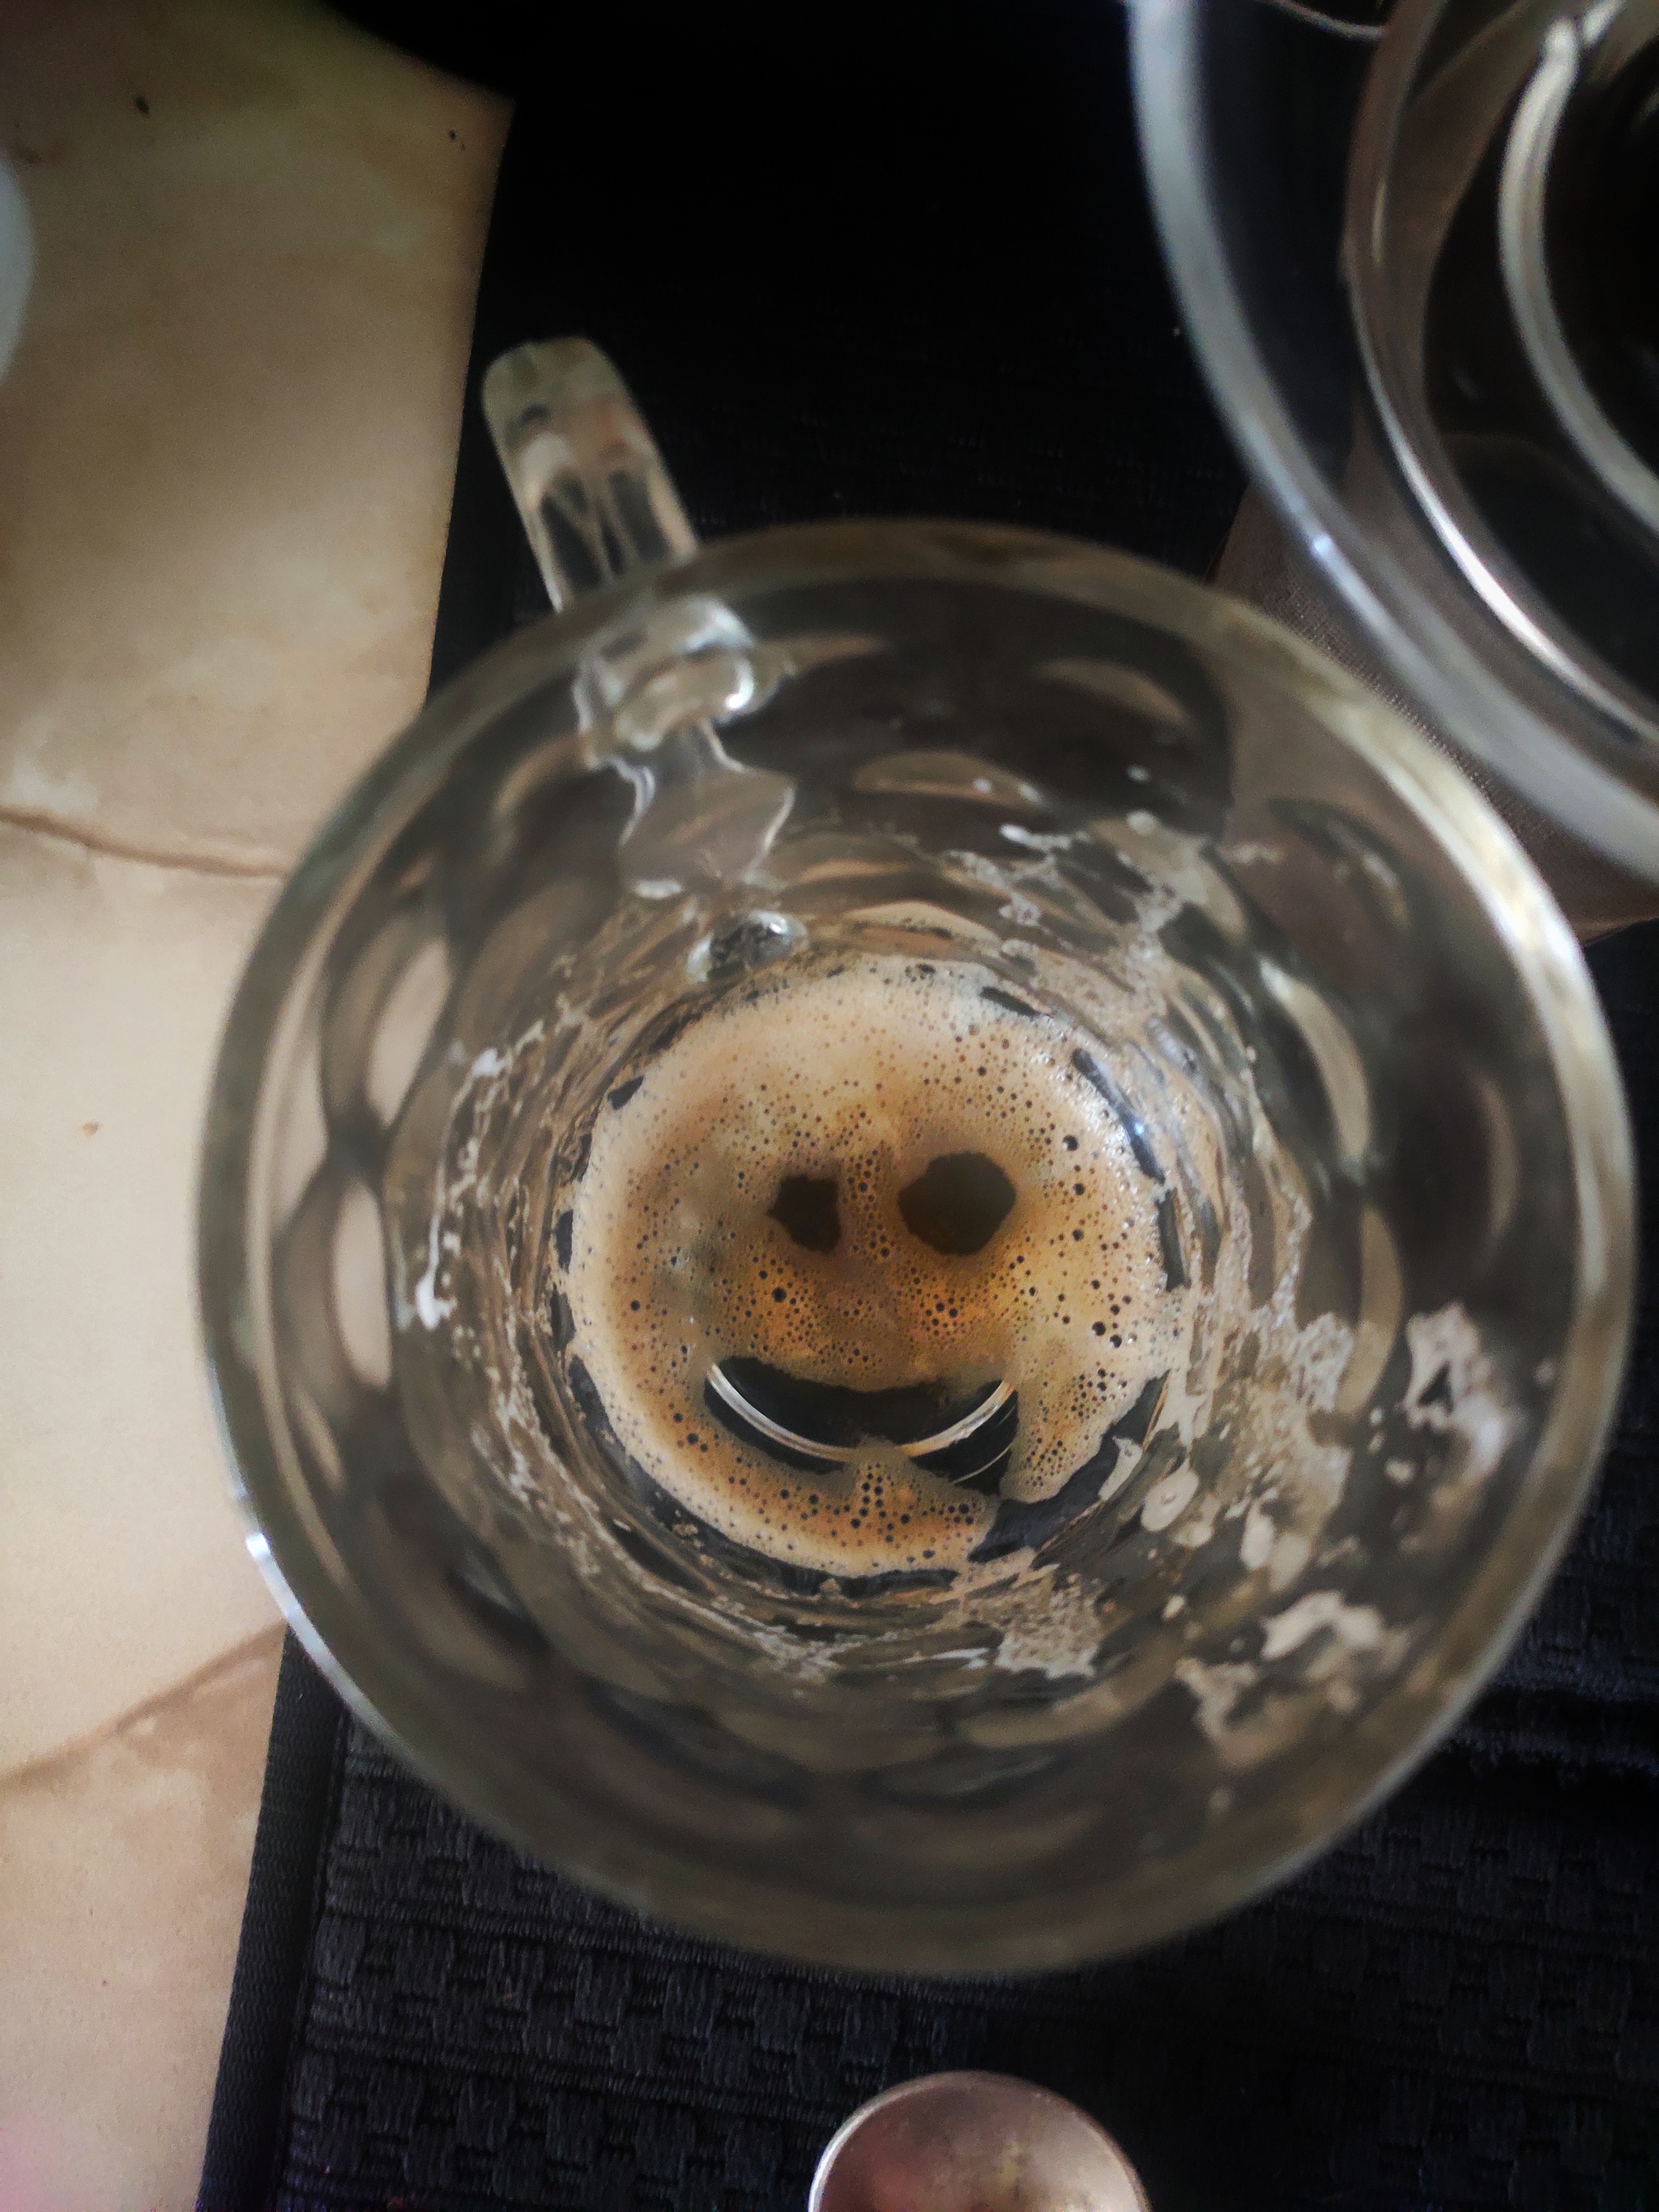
top-left (198, 340), bottom-right (1631, 1972)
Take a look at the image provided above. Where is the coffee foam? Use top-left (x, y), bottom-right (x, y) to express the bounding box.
top-left (559, 953), bottom-right (1190, 1578)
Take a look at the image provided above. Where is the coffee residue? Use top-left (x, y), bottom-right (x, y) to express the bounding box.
top-left (561, 954), bottom-right (1188, 1578)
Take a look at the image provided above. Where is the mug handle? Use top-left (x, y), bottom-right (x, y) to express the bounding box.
top-left (480, 338), bottom-right (795, 899)
top-left (481, 338), bottom-right (699, 609)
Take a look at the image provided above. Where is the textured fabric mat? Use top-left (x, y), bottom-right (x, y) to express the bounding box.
top-left (201, 7), bottom-right (1657, 2206)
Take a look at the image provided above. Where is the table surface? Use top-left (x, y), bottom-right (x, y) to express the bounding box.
top-left (0, 6), bottom-right (508, 2205)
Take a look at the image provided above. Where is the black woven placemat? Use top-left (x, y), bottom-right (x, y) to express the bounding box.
top-left (200, 8), bottom-right (1659, 2206)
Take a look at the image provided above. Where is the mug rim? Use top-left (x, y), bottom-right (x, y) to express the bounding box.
top-left (197, 514), bottom-right (1634, 1971)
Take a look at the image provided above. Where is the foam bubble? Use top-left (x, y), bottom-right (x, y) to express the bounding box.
top-left (560, 954), bottom-right (1188, 1577)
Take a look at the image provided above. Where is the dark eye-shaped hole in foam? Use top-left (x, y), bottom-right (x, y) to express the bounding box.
top-left (897, 1152), bottom-right (1017, 1255)
top-left (769, 1174), bottom-right (840, 1252)
top-left (704, 1359), bottom-right (1017, 1494)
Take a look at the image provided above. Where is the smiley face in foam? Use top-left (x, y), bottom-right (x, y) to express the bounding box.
top-left (559, 953), bottom-right (1190, 1579)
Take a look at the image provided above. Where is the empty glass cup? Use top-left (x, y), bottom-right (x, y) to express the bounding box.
top-left (1131, 0), bottom-right (1659, 893)
top-left (198, 341), bottom-right (1631, 1971)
